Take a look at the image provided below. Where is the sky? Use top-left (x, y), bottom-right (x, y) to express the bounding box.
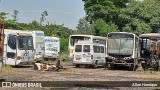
top-left (0, 0), bottom-right (86, 30)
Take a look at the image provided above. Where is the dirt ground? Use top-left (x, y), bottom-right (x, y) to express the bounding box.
top-left (0, 61), bottom-right (160, 90)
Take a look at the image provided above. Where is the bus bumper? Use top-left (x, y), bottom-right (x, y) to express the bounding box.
top-left (73, 60), bottom-right (94, 65)
top-left (16, 60), bottom-right (35, 66)
top-left (106, 58), bottom-right (135, 65)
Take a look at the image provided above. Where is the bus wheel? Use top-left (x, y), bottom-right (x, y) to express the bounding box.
top-left (141, 63), bottom-right (148, 71)
top-left (154, 61), bottom-right (159, 71)
top-left (130, 64), bottom-right (138, 71)
top-left (92, 60), bottom-right (98, 69)
top-left (0, 61), bottom-right (3, 71)
top-left (75, 64), bottom-right (80, 68)
top-left (109, 64), bottom-right (117, 70)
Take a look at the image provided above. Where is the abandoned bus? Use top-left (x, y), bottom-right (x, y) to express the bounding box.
top-left (73, 41), bottom-right (106, 68)
top-left (0, 19), bottom-right (4, 70)
top-left (3, 29), bottom-right (35, 66)
top-left (68, 34), bottom-right (106, 60)
top-left (106, 32), bottom-right (140, 70)
top-left (139, 33), bottom-right (160, 70)
top-left (44, 36), bottom-right (60, 60)
top-left (31, 31), bottom-right (45, 60)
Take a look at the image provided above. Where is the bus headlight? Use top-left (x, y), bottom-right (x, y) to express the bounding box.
top-left (108, 56), bottom-right (116, 60)
top-left (124, 57), bottom-right (131, 60)
top-left (112, 57), bottom-right (116, 60)
top-left (108, 56), bottom-right (112, 59)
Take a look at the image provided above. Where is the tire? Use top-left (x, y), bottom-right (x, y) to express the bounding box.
top-left (154, 61), bottom-right (159, 71)
top-left (141, 63), bottom-right (148, 71)
top-left (33, 63), bottom-right (39, 70)
top-left (109, 64), bottom-right (118, 70)
top-left (0, 61), bottom-right (3, 71)
top-left (92, 61), bottom-right (98, 69)
top-left (75, 64), bottom-right (80, 68)
top-left (130, 64), bottom-right (138, 71)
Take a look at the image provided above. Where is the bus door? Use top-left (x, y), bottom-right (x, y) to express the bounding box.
top-left (100, 46), bottom-right (105, 63)
top-left (82, 45), bottom-right (91, 62)
top-left (74, 45), bottom-right (82, 61)
top-left (5, 34), bottom-right (17, 65)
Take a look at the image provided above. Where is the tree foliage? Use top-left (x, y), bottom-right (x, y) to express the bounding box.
top-left (82, 0), bottom-right (160, 35)
top-left (12, 10), bottom-right (19, 21)
top-left (82, 0), bottom-right (131, 24)
top-left (93, 19), bottom-right (118, 36)
top-left (76, 17), bottom-right (90, 34)
top-left (40, 10), bottom-right (48, 25)
top-left (119, 0), bottom-right (160, 34)
top-left (0, 11), bottom-right (72, 53)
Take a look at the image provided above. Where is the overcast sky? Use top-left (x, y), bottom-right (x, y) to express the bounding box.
top-left (0, 0), bottom-right (86, 30)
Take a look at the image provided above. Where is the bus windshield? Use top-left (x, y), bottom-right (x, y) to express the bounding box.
top-left (107, 33), bottom-right (134, 55)
top-left (18, 36), bottom-right (34, 50)
top-left (70, 36), bottom-right (90, 46)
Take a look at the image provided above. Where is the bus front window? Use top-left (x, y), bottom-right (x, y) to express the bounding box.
top-left (107, 34), bottom-right (134, 55)
top-left (18, 36), bottom-right (34, 50)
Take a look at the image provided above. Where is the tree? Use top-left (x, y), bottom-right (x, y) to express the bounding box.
top-left (76, 17), bottom-right (90, 34)
top-left (0, 12), bottom-right (8, 19)
top-left (60, 38), bottom-right (69, 53)
top-left (93, 19), bottom-right (118, 36)
top-left (119, 0), bottom-right (160, 35)
top-left (12, 10), bottom-right (19, 21)
top-left (82, 0), bottom-right (132, 24)
top-left (40, 10), bottom-right (48, 25)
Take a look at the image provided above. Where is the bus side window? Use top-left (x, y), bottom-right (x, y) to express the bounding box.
top-left (8, 35), bottom-right (16, 50)
top-left (100, 46), bottom-right (104, 53)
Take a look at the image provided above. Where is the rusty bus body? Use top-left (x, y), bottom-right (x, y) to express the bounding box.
top-left (0, 19), bottom-right (4, 70)
top-left (139, 33), bottom-right (160, 70)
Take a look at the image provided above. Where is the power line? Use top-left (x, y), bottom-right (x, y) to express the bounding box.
top-left (6, 11), bottom-right (84, 14)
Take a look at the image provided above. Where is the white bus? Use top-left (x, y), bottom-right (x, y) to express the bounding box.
top-left (68, 34), bottom-right (106, 60)
top-left (44, 36), bottom-right (60, 60)
top-left (106, 32), bottom-right (140, 70)
top-left (3, 29), bottom-right (35, 66)
top-left (31, 31), bottom-right (45, 60)
top-left (73, 41), bottom-right (106, 68)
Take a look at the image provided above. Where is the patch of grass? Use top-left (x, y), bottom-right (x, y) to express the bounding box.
top-left (136, 66), bottom-right (144, 71)
top-left (59, 52), bottom-right (68, 61)
top-left (0, 65), bottom-right (13, 76)
top-left (3, 65), bottom-right (13, 73)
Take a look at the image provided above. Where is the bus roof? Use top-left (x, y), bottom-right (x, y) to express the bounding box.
top-left (70, 34), bottom-right (93, 36)
top-left (108, 32), bottom-right (135, 35)
top-left (139, 33), bottom-right (160, 38)
top-left (108, 32), bottom-right (139, 38)
top-left (4, 29), bottom-right (32, 36)
top-left (75, 41), bottom-right (105, 46)
top-left (70, 34), bottom-right (106, 39)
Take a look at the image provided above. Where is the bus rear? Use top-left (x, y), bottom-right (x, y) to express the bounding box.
top-left (68, 35), bottom-right (91, 60)
top-left (44, 36), bottom-right (60, 60)
top-left (73, 41), bottom-right (106, 68)
top-left (32, 31), bottom-right (45, 60)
